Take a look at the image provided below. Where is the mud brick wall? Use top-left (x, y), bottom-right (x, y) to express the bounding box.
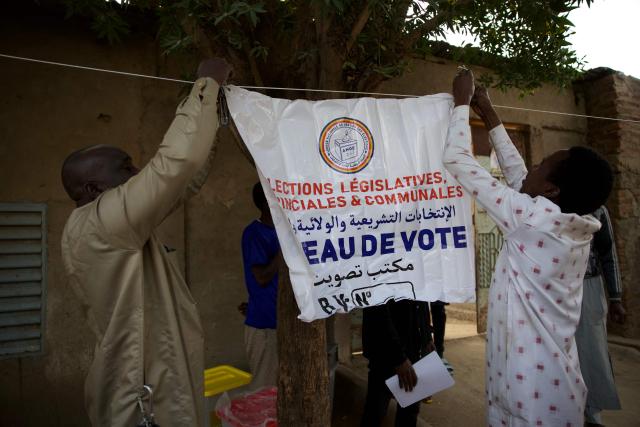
top-left (581, 69), bottom-right (640, 339)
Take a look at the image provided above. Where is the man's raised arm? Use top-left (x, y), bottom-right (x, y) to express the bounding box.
top-left (99, 58), bottom-right (232, 248)
top-left (471, 87), bottom-right (528, 191)
top-left (442, 68), bottom-right (533, 235)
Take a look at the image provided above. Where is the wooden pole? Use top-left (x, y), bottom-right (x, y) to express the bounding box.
top-left (276, 263), bottom-right (330, 426)
top-left (226, 113), bottom-right (331, 426)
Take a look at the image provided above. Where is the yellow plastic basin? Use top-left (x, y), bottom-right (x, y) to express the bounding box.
top-left (204, 365), bottom-right (252, 397)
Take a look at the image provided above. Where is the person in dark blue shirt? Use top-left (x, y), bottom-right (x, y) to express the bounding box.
top-left (241, 182), bottom-right (281, 388)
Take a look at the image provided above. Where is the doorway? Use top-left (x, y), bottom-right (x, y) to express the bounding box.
top-left (471, 119), bottom-right (530, 332)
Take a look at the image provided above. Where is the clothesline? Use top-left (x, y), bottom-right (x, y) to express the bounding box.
top-left (2, 52), bottom-right (640, 124)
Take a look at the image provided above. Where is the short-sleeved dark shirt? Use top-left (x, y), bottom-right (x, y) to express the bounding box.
top-left (241, 220), bottom-right (279, 329)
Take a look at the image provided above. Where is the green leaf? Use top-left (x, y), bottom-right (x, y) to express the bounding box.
top-left (63, 0), bottom-right (594, 94)
top-left (90, 9), bottom-right (130, 44)
top-left (228, 31), bottom-right (245, 49)
top-left (342, 61), bottom-right (356, 70)
top-left (250, 43), bottom-right (269, 61)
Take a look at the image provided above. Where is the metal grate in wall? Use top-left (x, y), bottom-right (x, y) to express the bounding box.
top-left (476, 226), bottom-right (504, 289)
top-left (0, 203), bottom-right (47, 358)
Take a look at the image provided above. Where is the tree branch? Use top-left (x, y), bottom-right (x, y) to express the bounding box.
top-left (313, 3), bottom-right (344, 93)
top-left (403, 0), bottom-right (473, 50)
top-left (395, 0), bottom-right (414, 22)
top-left (360, 72), bottom-right (385, 92)
top-left (244, 46), bottom-right (265, 87)
top-left (345, 3), bottom-right (371, 54)
top-left (359, 0), bottom-right (474, 92)
top-left (181, 17), bottom-right (215, 58)
top-left (314, 2), bottom-right (331, 90)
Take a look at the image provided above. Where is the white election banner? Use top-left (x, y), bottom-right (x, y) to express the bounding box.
top-left (226, 86), bottom-right (475, 322)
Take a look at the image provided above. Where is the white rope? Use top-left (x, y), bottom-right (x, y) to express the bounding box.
top-left (2, 52), bottom-right (640, 124)
top-left (238, 84), bottom-right (420, 98)
top-left (0, 53), bottom-right (194, 84)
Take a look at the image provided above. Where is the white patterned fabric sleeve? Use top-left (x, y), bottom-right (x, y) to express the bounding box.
top-left (488, 125), bottom-right (528, 191)
top-left (443, 106), bottom-right (533, 235)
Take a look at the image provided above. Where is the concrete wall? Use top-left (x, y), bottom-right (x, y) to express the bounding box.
top-left (0, 13), bottom-right (257, 426)
top-left (580, 70), bottom-right (640, 339)
top-left (380, 57), bottom-right (589, 163)
top-left (0, 11), bottom-right (601, 427)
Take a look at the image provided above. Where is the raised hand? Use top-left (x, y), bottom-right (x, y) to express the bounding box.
top-left (197, 58), bottom-right (233, 85)
top-left (471, 85), bottom-right (502, 129)
top-left (471, 86), bottom-right (492, 119)
top-left (453, 66), bottom-right (475, 107)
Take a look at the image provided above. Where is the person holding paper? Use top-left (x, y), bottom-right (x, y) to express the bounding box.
top-left (444, 68), bottom-right (613, 426)
top-left (360, 299), bottom-right (435, 427)
top-left (61, 58), bottom-right (231, 426)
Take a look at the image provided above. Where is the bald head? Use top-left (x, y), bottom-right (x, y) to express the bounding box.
top-left (61, 145), bottom-right (139, 207)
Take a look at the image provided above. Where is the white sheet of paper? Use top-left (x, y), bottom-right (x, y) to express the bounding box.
top-left (385, 352), bottom-right (455, 408)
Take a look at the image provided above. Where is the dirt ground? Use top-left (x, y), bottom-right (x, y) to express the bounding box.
top-left (333, 319), bottom-right (640, 427)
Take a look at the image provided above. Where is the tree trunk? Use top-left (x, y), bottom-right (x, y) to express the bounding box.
top-left (277, 263), bottom-right (330, 426)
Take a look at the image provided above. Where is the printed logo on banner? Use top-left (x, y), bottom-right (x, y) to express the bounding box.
top-left (319, 117), bottom-right (374, 174)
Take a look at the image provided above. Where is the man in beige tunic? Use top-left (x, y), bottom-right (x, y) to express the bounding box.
top-left (60, 59), bottom-right (231, 426)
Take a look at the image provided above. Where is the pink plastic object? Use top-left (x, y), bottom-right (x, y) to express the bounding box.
top-left (216, 387), bottom-right (277, 427)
